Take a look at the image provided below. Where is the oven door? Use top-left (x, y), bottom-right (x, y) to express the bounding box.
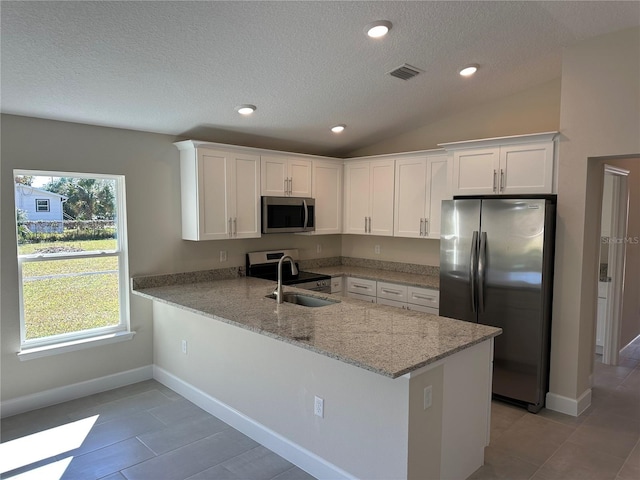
top-left (262, 197), bottom-right (315, 233)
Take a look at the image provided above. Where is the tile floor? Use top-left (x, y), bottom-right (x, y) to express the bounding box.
top-left (1, 337), bottom-right (638, 480)
top-left (470, 336), bottom-right (640, 480)
top-left (0, 381), bottom-right (314, 480)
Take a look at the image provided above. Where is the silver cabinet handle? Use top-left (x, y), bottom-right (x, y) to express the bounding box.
top-left (368, 217), bottom-right (372, 233)
top-left (381, 289), bottom-right (402, 295)
top-left (233, 217), bottom-right (237, 237)
top-left (353, 284), bottom-right (369, 289)
top-left (284, 178), bottom-right (288, 196)
top-left (424, 219), bottom-right (429, 237)
top-left (412, 294), bottom-right (435, 302)
top-left (500, 169), bottom-right (505, 192)
top-left (364, 217), bottom-right (368, 233)
top-left (493, 170), bottom-right (497, 192)
top-left (288, 177), bottom-right (291, 195)
top-left (419, 218), bottom-right (424, 236)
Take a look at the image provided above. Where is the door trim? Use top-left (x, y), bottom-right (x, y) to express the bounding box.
top-left (601, 165), bottom-right (630, 365)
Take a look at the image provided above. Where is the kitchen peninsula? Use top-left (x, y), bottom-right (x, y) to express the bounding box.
top-left (133, 274), bottom-right (501, 480)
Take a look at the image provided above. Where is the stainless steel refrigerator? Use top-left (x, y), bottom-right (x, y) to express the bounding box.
top-left (440, 196), bottom-right (556, 413)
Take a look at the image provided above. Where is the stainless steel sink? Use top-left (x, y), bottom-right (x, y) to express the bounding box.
top-left (266, 292), bottom-right (340, 308)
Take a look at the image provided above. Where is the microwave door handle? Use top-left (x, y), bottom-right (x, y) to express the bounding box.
top-left (303, 199), bottom-right (308, 229)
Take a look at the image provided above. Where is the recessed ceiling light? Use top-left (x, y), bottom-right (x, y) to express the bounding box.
top-left (236, 104), bottom-right (256, 115)
top-left (365, 20), bottom-right (392, 38)
top-left (331, 124), bottom-right (346, 133)
top-left (459, 65), bottom-right (479, 77)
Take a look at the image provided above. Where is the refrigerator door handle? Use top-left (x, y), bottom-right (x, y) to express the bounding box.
top-left (478, 231), bottom-right (487, 313)
top-left (470, 230), bottom-right (479, 313)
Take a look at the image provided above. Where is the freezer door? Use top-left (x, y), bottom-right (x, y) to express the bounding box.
top-left (478, 199), bottom-right (547, 406)
top-left (439, 199), bottom-right (481, 323)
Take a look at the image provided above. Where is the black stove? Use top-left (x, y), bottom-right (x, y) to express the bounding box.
top-left (246, 249), bottom-right (331, 292)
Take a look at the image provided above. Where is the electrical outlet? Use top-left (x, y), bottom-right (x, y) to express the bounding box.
top-left (314, 396), bottom-right (324, 418)
top-left (316, 244), bottom-right (322, 254)
top-left (374, 245), bottom-right (380, 254)
top-left (423, 385), bottom-right (432, 410)
top-left (181, 339), bottom-right (188, 354)
top-left (220, 251), bottom-right (227, 262)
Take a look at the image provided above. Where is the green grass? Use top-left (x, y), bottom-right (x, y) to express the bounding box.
top-left (20, 239), bottom-right (121, 340)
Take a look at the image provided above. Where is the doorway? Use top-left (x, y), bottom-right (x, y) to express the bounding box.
top-left (596, 165), bottom-right (630, 365)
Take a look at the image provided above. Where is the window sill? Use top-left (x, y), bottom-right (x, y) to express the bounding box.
top-left (18, 331), bottom-right (136, 361)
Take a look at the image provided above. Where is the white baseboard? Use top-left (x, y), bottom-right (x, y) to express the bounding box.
top-left (545, 388), bottom-right (592, 417)
top-left (0, 365), bottom-right (153, 418)
top-left (153, 366), bottom-right (355, 480)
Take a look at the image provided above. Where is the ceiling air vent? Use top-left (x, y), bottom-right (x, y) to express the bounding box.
top-left (388, 64), bottom-right (423, 80)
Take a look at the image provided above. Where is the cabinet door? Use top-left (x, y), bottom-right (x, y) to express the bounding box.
top-left (343, 162), bottom-right (371, 234)
top-left (369, 159), bottom-right (395, 236)
top-left (261, 156), bottom-right (288, 196)
top-left (394, 157), bottom-right (427, 238)
top-left (425, 154), bottom-right (450, 239)
top-left (499, 142), bottom-right (553, 194)
top-left (312, 160), bottom-right (343, 234)
top-left (288, 158), bottom-right (312, 197)
top-left (197, 150), bottom-right (232, 240)
top-left (452, 148), bottom-right (500, 196)
top-left (231, 153), bottom-right (261, 239)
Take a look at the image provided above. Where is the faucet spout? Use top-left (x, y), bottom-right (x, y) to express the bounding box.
top-left (274, 255), bottom-right (298, 304)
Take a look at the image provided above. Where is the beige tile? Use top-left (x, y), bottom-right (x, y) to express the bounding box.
top-left (531, 441), bottom-right (624, 480)
top-left (617, 439), bottom-right (640, 480)
top-left (596, 386), bottom-right (640, 423)
top-left (489, 413), bottom-right (575, 466)
top-left (490, 401), bottom-right (527, 441)
top-left (467, 444), bottom-right (538, 480)
top-left (568, 411), bottom-right (640, 459)
top-left (621, 368), bottom-right (640, 390)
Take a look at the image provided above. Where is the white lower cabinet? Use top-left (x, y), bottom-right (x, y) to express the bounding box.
top-left (346, 277), bottom-right (376, 302)
top-left (330, 276), bottom-right (343, 294)
top-left (347, 277), bottom-right (439, 314)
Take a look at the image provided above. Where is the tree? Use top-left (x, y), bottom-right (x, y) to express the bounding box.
top-left (42, 177), bottom-right (116, 220)
top-left (15, 175), bottom-right (34, 186)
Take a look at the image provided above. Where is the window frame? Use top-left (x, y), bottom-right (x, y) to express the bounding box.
top-left (15, 170), bottom-right (131, 353)
top-left (35, 198), bottom-right (50, 212)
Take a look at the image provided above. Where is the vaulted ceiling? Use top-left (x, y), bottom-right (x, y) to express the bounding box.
top-left (2, 1), bottom-right (639, 156)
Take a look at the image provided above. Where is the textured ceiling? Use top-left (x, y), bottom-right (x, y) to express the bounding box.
top-left (2, 1), bottom-right (639, 156)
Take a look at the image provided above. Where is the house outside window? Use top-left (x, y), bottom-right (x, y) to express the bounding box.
top-left (14, 171), bottom-right (131, 358)
top-left (35, 199), bottom-right (50, 212)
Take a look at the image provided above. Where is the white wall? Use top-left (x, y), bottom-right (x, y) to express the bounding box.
top-left (347, 78), bottom-right (561, 157)
top-left (0, 115), bottom-right (341, 403)
top-left (551, 26), bottom-right (640, 408)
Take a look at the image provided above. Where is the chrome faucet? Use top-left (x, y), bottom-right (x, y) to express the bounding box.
top-left (274, 255), bottom-right (298, 304)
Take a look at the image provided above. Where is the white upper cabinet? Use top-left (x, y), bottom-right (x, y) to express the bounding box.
top-left (442, 132), bottom-right (557, 196)
top-left (261, 156), bottom-right (312, 197)
top-left (312, 159), bottom-right (343, 235)
top-left (176, 141), bottom-right (261, 240)
top-left (394, 153), bottom-right (450, 239)
top-left (344, 159), bottom-right (395, 236)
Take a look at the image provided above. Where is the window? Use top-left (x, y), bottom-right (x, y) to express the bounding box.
top-left (14, 171), bottom-right (131, 357)
top-left (35, 199), bottom-right (50, 212)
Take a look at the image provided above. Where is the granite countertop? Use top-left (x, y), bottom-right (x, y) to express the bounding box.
top-left (305, 265), bottom-right (440, 290)
top-left (133, 276), bottom-right (500, 379)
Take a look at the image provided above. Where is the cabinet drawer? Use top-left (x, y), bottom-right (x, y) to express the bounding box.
top-left (377, 282), bottom-right (408, 302)
top-left (331, 276), bottom-right (343, 294)
top-left (346, 277), bottom-right (376, 296)
top-left (347, 291), bottom-right (376, 303)
top-left (407, 286), bottom-right (439, 308)
top-left (406, 303), bottom-right (438, 315)
top-left (377, 297), bottom-right (406, 309)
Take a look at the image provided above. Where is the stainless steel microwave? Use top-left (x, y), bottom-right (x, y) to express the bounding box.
top-left (261, 196), bottom-right (315, 234)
